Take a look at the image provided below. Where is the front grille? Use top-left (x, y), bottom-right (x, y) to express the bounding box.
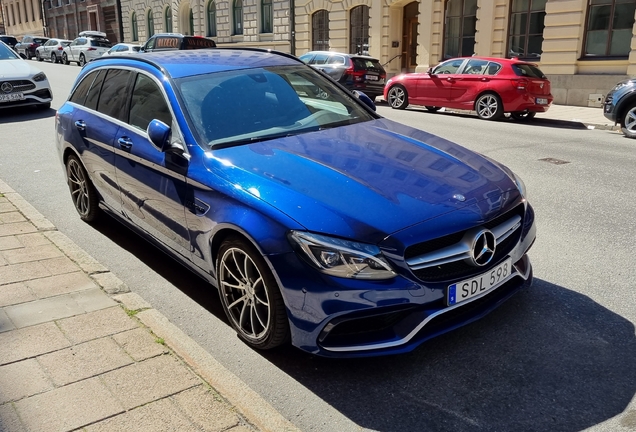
top-left (406, 204), bottom-right (525, 282)
top-left (0, 80), bottom-right (36, 93)
top-left (30, 88), bottom-right (51, 99)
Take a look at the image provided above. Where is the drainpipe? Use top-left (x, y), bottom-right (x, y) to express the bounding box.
top-left (289, 0), bottom-right (295, 55)
top-left (116, 0), bottom-right (123, 42)
top-left (40, 0), bottom-right (48, 36)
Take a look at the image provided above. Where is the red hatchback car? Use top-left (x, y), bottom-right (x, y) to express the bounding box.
top-left (384, 56), bottom-right (553, 120)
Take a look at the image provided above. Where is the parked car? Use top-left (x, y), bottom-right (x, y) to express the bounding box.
top-left (15, 35), bottom-right (49, 60)
top-left (0, 41), bottom-right (52, 109)
top-left (0, 35), bottom-right (18, 51)
top-left (103, 43), bottom-right (141, 56)
top-left (299, 51), bottom-right (387, 101)
top-left (602, 79), bottom-right (636, 138)
top-left (63, 31), bottom-right (112, 66)
top-left (140, 33), bottom-right (216, 53)
top-left (36, 38), bottom-right (72, 63)
top-left (56, 49), bottom-right (535, 358)
top-left (385, 56), bottom-right (553, 121)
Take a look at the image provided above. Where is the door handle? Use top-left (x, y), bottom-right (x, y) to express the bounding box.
top-left (446, 77), bottom-right (454, 82)
top-left (74, 120), bottom-right (86, 131)
top-left (481, 78), bottom-right (489, 82)
top-left (118, 137), bottom-right (133, 151)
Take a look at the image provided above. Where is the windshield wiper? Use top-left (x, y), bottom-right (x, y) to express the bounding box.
top-left (211, 128), bottom-right (318, 150)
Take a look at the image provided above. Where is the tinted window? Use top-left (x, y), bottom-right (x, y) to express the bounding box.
top-left (90, 39), bottom-right (112, 48)
top-left (84, 70), bottom-right (106, 110)
top-left (182, 37), bottom-right (216, 49)
top-left (485, 62), bottom-right (502, 75)
top-left (313, 53), bottom-right (329, 64)
top-left (298, 54), bottom-right (313, 63)
top-left (512, 63), bottom-right (546, 79)
top-left (128, 74), bottom-right (172, 131)
top-left (33, 38), bottom-right (47, 44)
top-left (0, 43), bottom-right (19, 59)
top-left (352, 58), bottom-right (383, 72)
top-left (69, 71), bottom-right (99, 105)
top-left (97, 69), bottom-right (132, 120)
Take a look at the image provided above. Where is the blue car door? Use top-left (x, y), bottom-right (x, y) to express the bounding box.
top-left (113, 71), bottom-right (191, 259)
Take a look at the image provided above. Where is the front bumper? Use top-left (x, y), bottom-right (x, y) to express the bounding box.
top-left (0, 82), bottom-right (52, 109)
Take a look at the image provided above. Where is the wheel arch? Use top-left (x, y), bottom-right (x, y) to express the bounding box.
top-left (615, 92), bottom-right (636, 124)
top-left (473, 90), bottom-right (503, 111)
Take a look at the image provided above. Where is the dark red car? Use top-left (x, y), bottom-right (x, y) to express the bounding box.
top-left (384, 56), bottom-right (553, 121)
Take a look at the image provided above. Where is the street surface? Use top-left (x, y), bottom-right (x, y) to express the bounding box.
top-left (1, 60), bottom-right (635, 432)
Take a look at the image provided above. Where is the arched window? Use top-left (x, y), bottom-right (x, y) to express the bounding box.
top-left (207, 1), bottom-right (217, 37)
top-left (147, 9), bottom-right (154, 38)
top-left (312, 10), bottom-right (329, 51)
top-left (165, 6), bottom-right (172, 32)
top-left (443, 0), bottom-right (476, 59)
top-left (349, 6), bottom-right (369, 54)
top-left (233, 0), bottom-right (243, 35)
top-left (584, 0), bottom-right (636, 57)
top-left (131, 12), bottom-right (138, 41)
top-left (189, 8), bottom-right (194, 35)
top-left (262, 0), bottom-right (273, 33)
top-left (507, 0), bottom-right (545, 59)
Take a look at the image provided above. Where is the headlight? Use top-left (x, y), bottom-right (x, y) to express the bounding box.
top-left (513, 172), bottom-right (527, 200)
top-left (32, 72), bottom-right (47, 82)
top-left (289, 231), bottom-right (396, 280)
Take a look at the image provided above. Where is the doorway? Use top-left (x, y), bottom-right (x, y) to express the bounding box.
top-left (401, 2), bottom-right (418, 72)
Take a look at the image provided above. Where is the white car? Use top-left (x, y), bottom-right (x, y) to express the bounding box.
top-left (103, 43), bottom-right (141, 56)
top-left (62, 31), bottom-right (112, 66)
top-left (0, 41), bottom-right (52, 109)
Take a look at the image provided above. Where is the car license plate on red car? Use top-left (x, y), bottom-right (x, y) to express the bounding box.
top-left (536, 98), bottom-right (548, 105)
top-left (0, 93), bottom-right (24, 103)
top-left (447, 258), bottom-right (512, 306)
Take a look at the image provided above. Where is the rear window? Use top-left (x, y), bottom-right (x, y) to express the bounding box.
top-left (512, 64), bottom-right (546, 79)
top-left (182, 37), bottom-right (216, 49)
top-left (62, 41), bottom-right (71, 46)
top-left (352, 58), bottom-right (384, 72)
top-left (132, 46), bottom-right (141, 52)
top-left (1, 36), bottom-right (17, 44)
top-left (90, 39), bottom-right (112, 48)
top-left (33, 38), bottom-right (48, 44)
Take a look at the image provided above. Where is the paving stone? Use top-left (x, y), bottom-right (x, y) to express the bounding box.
top-left (0, 202), bottom-right (15, 213)
top-left (113, 292), bottom-right (151, 311)
top-left (15, 233), bottom-right (50, 248)
top-left (86, 397), bottom-right (199, 432)
top-left (0, 253), bottom-right (6, 266)
top-left (39, 256), bottom-right (81, 276)
top-left (0, 261), bottom-right (51, 285)
top-left (26, 271), bottom-right (97, 299)
top-left (0, 212), bottom-right (26, 224)
top-left (0, 180), bottom-right (15, 194)
top-left (0, 236), bottom-right (21, 251)
top-left (0, 359), bottom-right (53, 403)
top-left (43, 231), bottom-right (108, 274)
top-left (0, 222), bottom-right (37, 237)
top-left (112, 328), bottom-right (168, 362)
top-left (1, 244), bottom-right (64, 265)
top-left (0, 322), bottom-right (70, 366)
top-left (172, 385), bottom-right (241, 432)
top-left (5, 195), bottom-right (54, 231)
top-left (38, 337), bottom-right (134, 386)
top-left (57, 306), bottom-right (137, 344)
top-left (5, 288), bottom-right (115, 329)
top-left (0, 282), bottom-right (36, 307)
top-left (14, 376), bottom-right (123, 432)
top-left (0, 309), bottom-right (15, 333)
top-left (227, 426), bottom-right (256, 432)
top-left (0, 403), bottom-right (27, 432)
top-left (90, 271), bottom-right (130, 294)
top-left (101, 355), bottom-right (200, 410)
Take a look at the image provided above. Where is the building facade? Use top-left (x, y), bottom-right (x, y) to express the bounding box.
top-left (43, 0), bottom-right (123, 44)
top-left (1, 0), bottom-right (45, 38)
top-left (119, 0), bottom-right (291, 51)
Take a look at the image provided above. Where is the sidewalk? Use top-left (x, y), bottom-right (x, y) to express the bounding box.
top-left (0, 179), bottom-right (299, 432)
top-left (538, 103), bottom-right (619, 130)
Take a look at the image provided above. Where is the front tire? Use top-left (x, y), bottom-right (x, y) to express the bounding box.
top-left (79, 54), bottom-right (86, 67)
top-left (66, 155), bottom-right (99, 222)
top-left (388, 85), bottom-right (409, 110)
top-left (216, 237), bottom-right (290, 350)
top-left (621, 104), bottom-right (636, 138)
top-left (475, 93), bottom-right (503, 120)
top-left (62, 53), bottom-right (70, 65)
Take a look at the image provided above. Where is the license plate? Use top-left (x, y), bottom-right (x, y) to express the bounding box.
top-left (536, 98), bottom-right (548, 105)
top-left (447, 258), bottom-right (512, 306)
top-left (0, 92), bottom-right (24, 103)
top-left (366, 75), bottom-right (378, 81)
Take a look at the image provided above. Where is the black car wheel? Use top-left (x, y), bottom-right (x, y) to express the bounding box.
top-left (79, 54), bottom-right (86, 67)
top-left (511, 112), bottom-right (536, 121)
top-left (621, 104), bottom-right (636, 138)
top-left (66, 155), bottom-right (99, 222)
top-left (62, 53), bottom-right (70, 65)
top-left (388, 85), bottom-right (408, 110)
top-left (216, 237), bottom-right (289, 350)
top-left (51, 53), bottom-right (57, 63)
top-left (425, 106), bottom-right (441, 112)
top-left (475, 93), bottom-right (503, 120)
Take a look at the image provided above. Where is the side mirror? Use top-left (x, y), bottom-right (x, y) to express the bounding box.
top-left (352, 90), bottom-right (376, 112)
top-left (147, 119), bottom-right (172, 152)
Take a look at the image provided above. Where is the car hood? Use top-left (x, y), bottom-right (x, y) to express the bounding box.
top-left (0, 59), bottom-right (40, 79)
top-left (204, 118), bottom-right (517, 243)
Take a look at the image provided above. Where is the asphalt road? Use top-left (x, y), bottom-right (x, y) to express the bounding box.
top-left (1, 59), bottom-right (635, 432)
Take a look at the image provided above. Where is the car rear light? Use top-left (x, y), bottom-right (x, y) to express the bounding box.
top-left (57, 46), bottom-right (64, 50)
top-left (28, 43), bottom-right (34, 47)
top-left (511, 79), bottom-right (528, 91)
top-left (87, 47), bottom-right (96, 51)
top-left (344, 62), bottom-right (366, 83)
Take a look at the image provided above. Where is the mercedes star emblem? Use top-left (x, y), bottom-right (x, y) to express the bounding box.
top-left (1, 82), bottom-right (13, 94)
top-left (471, 229), bottom-right (496, 266)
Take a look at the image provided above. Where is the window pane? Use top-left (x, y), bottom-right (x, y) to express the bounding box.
top-left (97, 70), bottom-right (131, 120)
top-left (527, 35), bottom-right (543, 57)
top-left (512, 0), bottom-right (529, 13)
top-left (531, 0), bottom-right (547, 11)
top-left (69, 71), bottom-right (97, 105)
top-left (509, 35), bottom-right (525, 56)
top-left (444, 37), bottom-right (459, 59)
top-left (85, 70), bottom-right (105, 110)
top-left (613, 3), bottom-right (636, 29)
top-left (446, 16), bottom-right (460, 38)
top-left (447, 0), bottom-right (461, 17)
top-left (463, 16), bottom-right (476, 36)
top-left (461, 37), bottom-right (475, 56)
top-left (585, 30), bottom-right (609, 55)
top-left (510, 13), bottom-right (528, 35)
top-left (464, 0), bottom-right (477, 15)
top-left (528, 11), bottom-right (545, 34)
top-left (463, 59), bottom-right (488, 74)
top-left (588, 5), bottom-right (612, 31)
top-left (610, 28), bottom-right (632, 55)
top-left (129, 74), bottom-right (171, 131)
top-left (485, 62), bottom-right (502, 75)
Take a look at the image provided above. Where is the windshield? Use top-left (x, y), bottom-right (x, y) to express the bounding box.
top-left (176, 65), bottom-right (377, 148)
top-left (0, 43), bottom-right (19, 60)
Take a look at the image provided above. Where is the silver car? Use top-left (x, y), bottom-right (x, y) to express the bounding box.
top-left (62, 31), bottom-right (112, 66)
top-left (35, 38), bottom-right (72, 63)
top-left (103, 43), bottom-right (141, 56)
top-left (0, 41), bottom-right (52, 109)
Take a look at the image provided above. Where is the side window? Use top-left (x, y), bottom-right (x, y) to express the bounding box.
top-left (485, 62), bottom-right (502, 75)
top-left (461, 59), bottom-right (489, 75)
top-left (433, 59), bottom-right (464, 74)
top-left (298, 54), bottom-right (313, 64)
top-left (97, 69), bottom-right (132, 120)
top-left (84, 70), bottom-right (106, 110)
top-left (128, 73), bottom-right (172, 132)
top-left (145, 38), bottom-right (156, 51)
top-left (69, 71), bottom-right (99, 105)
top-left (313, 53), bottom-right (329, 65)
top-left (327, 55), bottom-right (345, 65)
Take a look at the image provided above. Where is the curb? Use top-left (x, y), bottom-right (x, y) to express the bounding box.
top-left (0, 178), bottom-right (300, 432)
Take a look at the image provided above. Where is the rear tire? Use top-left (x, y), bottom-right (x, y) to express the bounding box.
top-left (79, 54), bottom-right (86, 67)
top-left (51, 53), bottom-right (57, 63)
top-left (620, 104), bottom-right (636, 138)
top-left (475, 93), bottom-right (503, 120)
top-left (36, 52), bottom-right (42, 61)
top-left (387, 85), bottom-right (409, 110)
top-left (65, 155), bottom-right (100, 222)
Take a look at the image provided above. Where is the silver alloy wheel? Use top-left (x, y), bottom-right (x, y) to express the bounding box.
top-left (388, 86), bottom-right (406, 108)
top-left (476, 94), bottom-right (499, 119)
top-left (67, 158), bottom-right (91, 217)
top-left (625, 107), bottom-right (636, 133)
top-left (219, 247), bottom-right (271, 341)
